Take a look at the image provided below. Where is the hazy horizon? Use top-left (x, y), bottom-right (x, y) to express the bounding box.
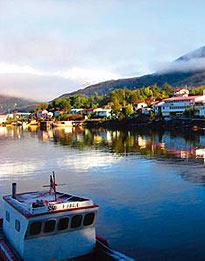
top-left (1, 0), bottom-right (205, 101)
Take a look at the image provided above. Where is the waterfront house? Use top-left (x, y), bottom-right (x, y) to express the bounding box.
top-left (47, 112), bottom-right (53, 118)
top-left (42, 110), bottom-right (48, 118)
top-left (159, 96), bottom-right (205, 117)
top-left (151, 101), bottom-right (164, 115)
top-left (36, 110), bottom-right (43, 118)
top-left (0, 114), bottom-right (8, 125)
top-left (93, 108), bottom-right (112, 118)
top-left (194, 101), bottom-right (205, 117)
top-left (12, 112), bottom-right (31, 119)
top-left (154, 88), bottom-right (205, 118)
top-left (174, 88), bottom-right (189, 97)
top-left (70, 109), bottom-right (84, 115)
top-left (83, 108), bottom-right (95, 116)
top-left (53, 110), bottom-right (64, 118)
top-left (133, 102), bottom-right (148, 111)
top-left (141, 107), bottom-right (152, 115)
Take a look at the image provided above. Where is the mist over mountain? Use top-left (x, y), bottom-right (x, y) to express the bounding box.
top-left (176, 46), bottom-right (205, 62)
top-left (60, 46), bottom-right (205, 98)
top-left (0, 95), bottom-right (37, 113)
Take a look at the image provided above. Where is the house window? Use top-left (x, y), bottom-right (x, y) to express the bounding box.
top-left (15, 219), bottom-right (20, 232)
top-left (5, 211), bottom-right (10, 222)
top-left (58, 217), bottom-right (69, 231)
top-left (29, 221), bottom-right (42, 236)
top-left (44, 220), bottom-right (56, 233)
top-left (71, 215), bottom-right (82, 229)
top-left (83, 213), bottom-right (95, 226)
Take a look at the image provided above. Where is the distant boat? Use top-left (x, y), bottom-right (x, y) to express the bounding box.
top-left (53, 120), bottom-right (73, 127)
top-left (0, 173), bottom-right (134, 260)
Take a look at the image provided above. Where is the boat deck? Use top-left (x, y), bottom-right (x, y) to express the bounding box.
top-left (3, 191), bottom-right (97, 217)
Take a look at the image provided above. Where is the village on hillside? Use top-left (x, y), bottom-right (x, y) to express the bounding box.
top-left (1, 87), bottom-right (205, 130)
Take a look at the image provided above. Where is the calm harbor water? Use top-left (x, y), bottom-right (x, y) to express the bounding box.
top-left (1, 126), bottom-right (205, 260)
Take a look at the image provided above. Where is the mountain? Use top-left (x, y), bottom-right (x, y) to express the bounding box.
top-left (0, 95), bottom-right (37, 113)
top-left (59, 46), bottom-right (205, 98)
top-left (176, 46), bottom-right (205, 62)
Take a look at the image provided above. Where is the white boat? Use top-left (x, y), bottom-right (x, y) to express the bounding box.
top-left (0, 173), bottom-right (134, 261)
top-left (53, 121), bottom-right (73, 127)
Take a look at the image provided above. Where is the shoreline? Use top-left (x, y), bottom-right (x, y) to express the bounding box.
top-left (83, 118), bottom-right (205, 132)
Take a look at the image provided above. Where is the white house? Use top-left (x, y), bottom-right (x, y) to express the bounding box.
top-left (152, 101), bottom-right (165, 115)
top-left (36, 110), bottom-right (49, 118)
top-left (133, 102), bottom-right (147, 111)
top-left (155, 95), bottom-right (205, 117)
top-left (0, 114), bottom-right (8, 124)
top-left (93, 108), bottom-right (112, 118)
top-left (174, 88), bottom-right (189, 97)
top-left (141, 107), bottom-right (152, 115)
top-left (70, 109), bottom-right (84, 115)
top-left (47, 112), bottom-right (53, 118)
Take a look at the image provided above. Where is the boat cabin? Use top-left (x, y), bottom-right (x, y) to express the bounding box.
top-left (2, 175), bottom-right (99, 261)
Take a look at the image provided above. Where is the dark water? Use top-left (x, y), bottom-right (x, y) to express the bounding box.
top-left (1, 126), bottom-right (205, 260)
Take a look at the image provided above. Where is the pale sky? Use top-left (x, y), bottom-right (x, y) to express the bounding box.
top-left (1, 0), bottom-right (205, 101)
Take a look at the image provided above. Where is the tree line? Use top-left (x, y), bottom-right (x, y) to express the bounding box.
top-left (35, 84), bottom-right (205, 118)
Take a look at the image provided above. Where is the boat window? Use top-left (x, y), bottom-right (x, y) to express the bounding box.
top-left (58, 217), bottom-right (69, 231)
top-left (6, 211), bottom-right (10, 222)
top-left (83, 213), bottom-right (95, 226)
top-left (15, 219), bottom-right (20, 232)
top-left (29, 221), bottom-right (42, 236)
top-left (71, 215), bottom-right (82, 229)
top-left (44, 220), bottom-right (56, 233)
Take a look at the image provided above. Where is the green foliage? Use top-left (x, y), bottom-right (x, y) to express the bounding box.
top-left (107, 84), bottom-right (171, 108)
top-left (124, 104), bottom-right (134, 117)
top-left (109, 101), bottom-right (122, 118)
top-left (69, 95), bottom-right (106, 109)
top-left (58, 113), bottom-right (70, 120)
top-left (189, 85), bottom-right (205, 95)
top-left (149, 110), bottom-right (155, 121)
top-left (51, 98), bottom-right (71, 112)
top-left (162, 83), bottom-right (174, 97)
top-left (35, 103), bottom-right (48, 110)
top-left (46, 83), bottom-right (179, 120)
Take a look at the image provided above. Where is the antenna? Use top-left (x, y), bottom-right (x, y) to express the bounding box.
top-left (52, 171), bottom-right (57, 201)
top-left (43, 171), bottom-right (66, 201)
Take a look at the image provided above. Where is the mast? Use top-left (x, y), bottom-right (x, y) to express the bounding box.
top-left (43, 171), bottom-right (65, 201)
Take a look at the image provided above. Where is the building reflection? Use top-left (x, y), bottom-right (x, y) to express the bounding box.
top-left (2, 126), bottom-right (205, 165)
top-left (0, 126), bottom-right (24, 139)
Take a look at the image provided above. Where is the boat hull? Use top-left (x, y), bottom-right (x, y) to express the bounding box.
top-left (0, 219), bottom-right (134, 261)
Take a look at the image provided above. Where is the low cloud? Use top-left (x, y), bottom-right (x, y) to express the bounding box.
top-left (0, 73), bottom-right (78, 101)
top-left (157, 58), bottom-right (205, 74)
top-left (0, 63), bottom-right (121, 100)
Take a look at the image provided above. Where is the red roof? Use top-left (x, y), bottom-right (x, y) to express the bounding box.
top-left (151, 100), bottom-right (162, 105)
top-left (163, 96), bottom-right (204, 102)
top-left (175, 87), bottom-right (187, 92)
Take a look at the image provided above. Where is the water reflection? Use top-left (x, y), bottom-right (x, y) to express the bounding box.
top-left (2, 126), bottom-right (205, 185)
top-left (3, 126), bottom-right (205, 163)
top-left (33, 127), bottom-right (205, 163)
top-left (2, 127), bottom-right (205, 260)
